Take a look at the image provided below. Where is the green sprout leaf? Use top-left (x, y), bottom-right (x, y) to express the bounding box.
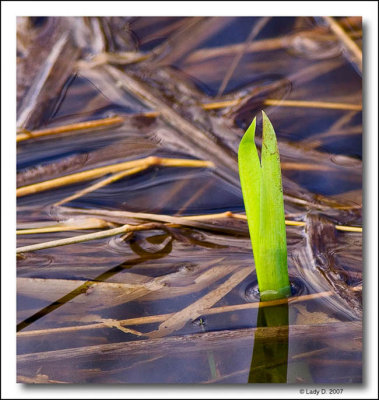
top-left (238, 111), bottom-right (290, 301)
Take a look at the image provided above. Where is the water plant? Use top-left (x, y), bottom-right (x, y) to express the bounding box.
top-left (238, 111), bottom-right (291, 301)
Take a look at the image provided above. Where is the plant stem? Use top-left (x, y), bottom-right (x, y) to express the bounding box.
top-left (238, 112), bottom-right (290, 300)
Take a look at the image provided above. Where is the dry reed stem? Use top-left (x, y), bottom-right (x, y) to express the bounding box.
top-left (16, 116), bottom-right (124, 142)
top-left (75, 52), bottom-right (150, 69)
top-left (186, 27), bottom-right (361, 63)
top-left (323, 16), bottom-right (362, 72)
top-left (264, 99), bottom-right (361, 111)
top-left (65, 208), bottom-right (236, 231)
top-left (16, 207), bottom-right (361, 251)
top-left (17, 374), bottom-right (67, 384)
top-left (54, 165), bottom-right (149, 206)
top-left (17, 99), bottom-right (359, 149)
top-left (181, 211), bottom-right (304, 226)
top-left (169, 211), bottom-right (361, 232)
top-left (147, 266), bottom-right (252, 338)
top-left (74, 25), bottom-right (359, 69)
top-left (17, 290), bottom-right (333, 338)
top-left (16, 156), bottom-right (214, 197)
top-left (16, 222), bottom-right (161, 253)
top-left (22, 207), bottom-right (360, 235)
top-left (142, 111), bottom-right (160, 118)
top-left (202, 99), bottom-right (241, 110)
top-left (15, 211), bottom-right (303, 234)
top-left (16, 217), bottom-right (114, 235)
top-left (96, 319), bottom-right (145, 337)
top-left (282, 194), bottom-right (324, 210)
top-left (17, 33), bottom-right (78, 130)
top-left (334, 225), bottom-right (362, 233)
top-left (202, 98), bottom-right (361, 111)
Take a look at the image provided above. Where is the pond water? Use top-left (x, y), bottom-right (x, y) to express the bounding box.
top-left (17, 16), bottom-right (362, 383)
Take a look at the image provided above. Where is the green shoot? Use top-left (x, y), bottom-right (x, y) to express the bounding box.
top-left (238, 111), bottom-right (290, 301)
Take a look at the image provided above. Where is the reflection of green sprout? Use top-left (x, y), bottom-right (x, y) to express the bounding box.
top-left (238, 111), bottom-right (290, 301)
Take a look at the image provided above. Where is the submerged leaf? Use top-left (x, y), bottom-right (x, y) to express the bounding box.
top-left (238, 111), bottom-right (290, 300)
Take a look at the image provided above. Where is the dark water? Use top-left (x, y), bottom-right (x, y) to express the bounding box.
top-left (17, 16), bottom-right (362, 383)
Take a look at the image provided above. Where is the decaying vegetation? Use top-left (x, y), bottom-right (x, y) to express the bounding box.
top-left (17, 17), bottom-right (362, 383)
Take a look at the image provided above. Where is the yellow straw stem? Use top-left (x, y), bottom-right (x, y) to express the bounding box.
top-left (323, 16), bottom-right (362, 72)
top-left (202, 99), bottom-right (361, 111)
top-left (335, 225), bottom-right (362, 233)
top-left (16, 217), bottom-right (114, 235)
top-left (17, 157), bottom-right (214, 197)
top-left (16, 222), bottom-right (161, 253)
top-left (263, 99), bottom-right (361, 111)
top-left (17, 116), bottom-right (124, 142)
top-left (202, 99), bottom-right (241, 110)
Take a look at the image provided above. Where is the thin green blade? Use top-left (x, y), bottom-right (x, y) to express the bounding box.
top-left (238, 117), bottom-right (261, 262)
top-left (259, 111), bottom-right (290, 299)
